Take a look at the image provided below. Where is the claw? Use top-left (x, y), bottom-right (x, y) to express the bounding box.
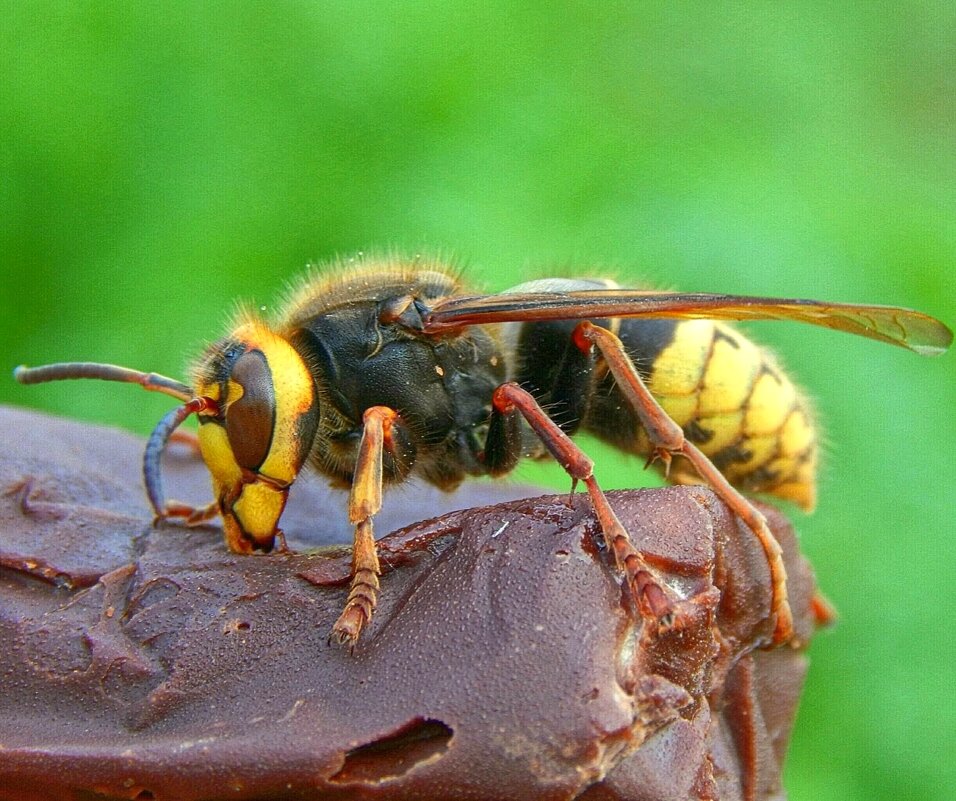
top-left (331, 602), bottom-right (370, 648)
top-left (643, 447), bottom-right (674, 478)
top-left (330, 566), bottom-right (380, 648)
top-left (566, 477), bottom-right (579, 508)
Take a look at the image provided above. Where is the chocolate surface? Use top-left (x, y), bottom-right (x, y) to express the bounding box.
top-left (0, 407), bottom-right (818, 800)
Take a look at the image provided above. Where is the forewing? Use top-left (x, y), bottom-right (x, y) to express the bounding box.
top-left (424, 291), bottom-right (952, 356)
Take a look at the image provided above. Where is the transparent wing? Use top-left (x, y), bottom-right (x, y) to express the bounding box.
top-left (424, 290), bottom-right (952, 356)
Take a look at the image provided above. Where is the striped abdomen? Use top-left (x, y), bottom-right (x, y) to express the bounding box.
top-left (585, 318), bottom-right (818, 510)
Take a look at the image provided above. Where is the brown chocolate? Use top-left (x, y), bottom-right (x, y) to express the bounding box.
top-left (0, 407), bottom-right (818, 800)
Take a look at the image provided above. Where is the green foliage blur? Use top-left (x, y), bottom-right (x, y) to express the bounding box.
top-left (1, 4), bottom-right (953, 799)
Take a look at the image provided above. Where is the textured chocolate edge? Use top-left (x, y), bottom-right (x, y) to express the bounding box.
top-left (0, 406), bottom-right (817, 801)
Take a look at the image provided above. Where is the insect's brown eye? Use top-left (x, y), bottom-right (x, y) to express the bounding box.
top-left (226, 349), bottom-right (275, 471)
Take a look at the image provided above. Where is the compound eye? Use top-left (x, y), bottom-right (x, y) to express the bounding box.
top-left (225, 349), bottom-right (275, 471)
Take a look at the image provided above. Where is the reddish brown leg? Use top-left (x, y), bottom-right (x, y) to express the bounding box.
top-left (573, 321), bottom-right (794, 646)
top-left (811, 590), bottom-right (838, 628)
top-left (329, 406), bottom-right (398, 647)
top-left (491, 383), bottom-right (683, 628)
top-left (161, 500), bottom-right (220, 526)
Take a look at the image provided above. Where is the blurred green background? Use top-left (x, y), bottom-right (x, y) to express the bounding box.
top-left (1, 3), bottom-right (953, 799)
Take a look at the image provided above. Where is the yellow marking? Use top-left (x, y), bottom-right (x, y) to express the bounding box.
top-left (198, 423), bottom-right (243, 490)
top-left (744, 370), bottom-right (796, 436)
top-left (772, 477), bottom-right (816, 511)
top-left (614, 314), bottom-right (820, 511)
top-left (793, 451), bottom-right (818, 510)
top-left (198, 380), bottom-right (222, 402)
top-left (696, 411), bottom-right (745, 452)
top-left (435, 365), bottom-right (445, 376)
top-left (779, 408), bottom-right (815, 457)
top-left (196, 320), bottom-right (317, 554)
top-left (198, 421), bottom-right (247, 550)
top-left (768, 406), bottom-right (817, 510)
top-left (647, 320), bottom-right (716, 443)
top-left (658, 395), bottom-right (699, 427)
top-left (232, 481), bottom-right (287, 542)
top-left (230, 322), bottom-right (317, 485)
top-left (734, 433), bottom-right (778, 472)
top-left (649, 320), bottom-right (714, 396)
top-left (225, 378), bottom-right (245, 406)
top-left (765, 455), bottom-right (800, 485)
top-left (697, 326), bottom-right (759, 416)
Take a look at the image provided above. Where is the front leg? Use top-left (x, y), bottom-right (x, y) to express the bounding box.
top-left (330, 406), bottom-right (402, 647)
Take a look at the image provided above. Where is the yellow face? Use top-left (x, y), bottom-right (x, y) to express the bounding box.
top-left (194, 321), bottom-right (318, 552)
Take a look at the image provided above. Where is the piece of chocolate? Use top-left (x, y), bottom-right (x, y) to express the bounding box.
top-left (0, 407), bottom-right (818, 800)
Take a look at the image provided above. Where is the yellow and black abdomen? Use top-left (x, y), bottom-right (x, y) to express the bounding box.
top-left (585, 317), bottom-right (818, 511)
